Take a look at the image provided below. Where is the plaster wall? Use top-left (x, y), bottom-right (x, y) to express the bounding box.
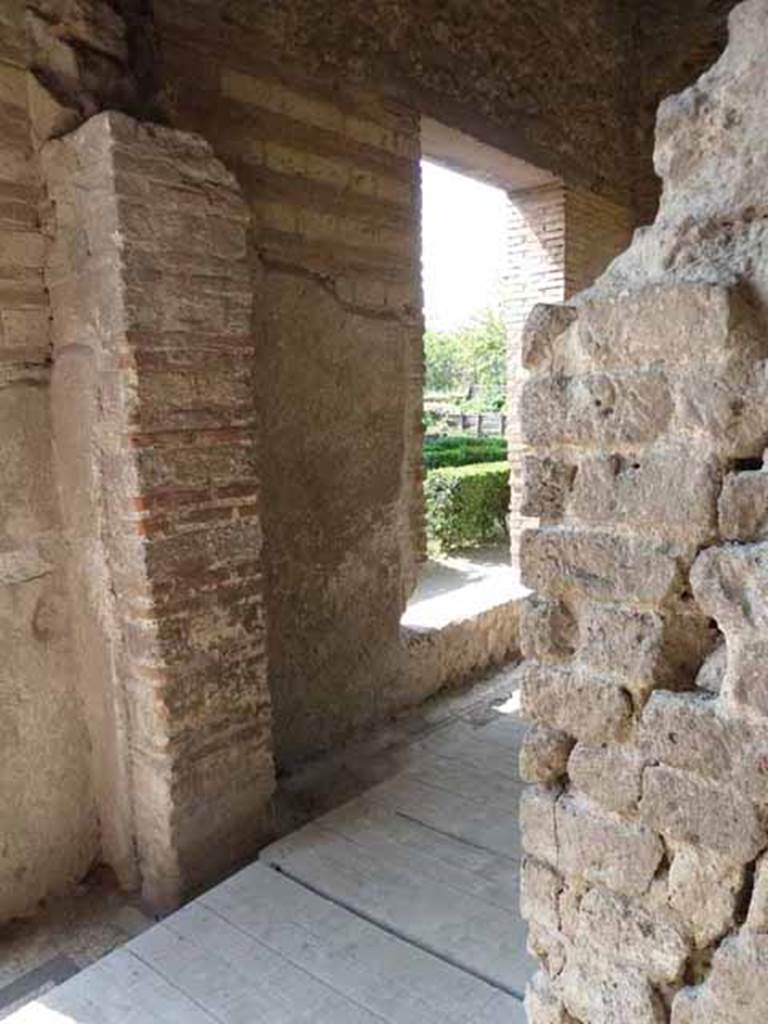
top-left (0, 6), bottom-right (99, 922)
top-left (152, 34), bottom-right (425, 764)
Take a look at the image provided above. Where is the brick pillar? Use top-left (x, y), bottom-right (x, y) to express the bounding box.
top-left (42, 112), bottom-right (274, 909)
top-left (563, 185), bottom-right (636, 296)
top-left (505, 183), bottom-right (634, 566)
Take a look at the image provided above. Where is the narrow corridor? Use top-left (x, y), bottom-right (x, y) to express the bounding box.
top-left (6, 669), bottom-right (532, 1023)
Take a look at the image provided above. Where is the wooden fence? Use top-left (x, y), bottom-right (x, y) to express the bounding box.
top-left (439, 411), bottom-right (507, 437)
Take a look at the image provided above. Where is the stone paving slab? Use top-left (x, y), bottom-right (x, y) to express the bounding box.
top-left (262, 708), bottom-right (534, 1000)
top-left (4, 683), bottom-right (530, 1023)
top-left (6, 864), bottom-right (526, 1024)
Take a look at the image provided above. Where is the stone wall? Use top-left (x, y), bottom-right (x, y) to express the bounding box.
top-left (0, 2), bottom-right (99, 922)
top-left (506, 185), bottom-right (568, 565)
top-left (519, 3), bottom-right (768, 1020)
top-left (506, 185), bottom-right (635, 565)
top-left (629, 0), bottom-right (738, 221)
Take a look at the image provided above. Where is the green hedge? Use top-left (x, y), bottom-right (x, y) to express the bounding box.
top-left (424, 461), bottom-right (510, 552)
top-left (423, 435), bottom-right (507, 470)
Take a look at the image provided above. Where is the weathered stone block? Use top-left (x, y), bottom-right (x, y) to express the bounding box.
top-left (673, 368), bottom-right (768, 459)
top-left (522, 455), bottom-right (575, 519)
top-left (724, 635), bottom-right (768, 717)
top-left (519, 596), bottom-right (577, 662)
top-left (747, 851), bottom-right (768, 933)
top-left (639, 691), bottom-right (730, 780)
top-left (522, 370), bottom-right (672, 448)
top-left (640, 766), bottom-right (765, 862)
top-left (695, 642), bottom-right (726, 694)
top-left (579, 603), bottom-right (721, 703)
top-left (670, 932), bottom-right (768, 1024)
top-left (568, 743), bottom-right (645, 814)
top-left (578, 602), bottom-right (665, 685)
top-left (567, 371), bottom-right (673, 448)
top-left (569, 448), bottom-right (719, 543)
top-left (669, 844), bottom-right (745, 948)
top-left (520, 785), bottom-right (559, 867)
top-left (520, 724), bottom-right (574, 785)
top-left (556, 794), bottom-right (664, 897)
top-left (522, 527), bottom-right (682, 606)
top-left (719, 468), bottom-right (768, 541)
top-left (691, 542), bottom-right (768, 714)
top-left (561, 954), bottom-right (666, 1024)
top-left (525, 970), bottom-right (575, 1024)
top-left (521, 663), bottom-right (633, 743)
top-left (527, 923), bottom-right (568, 980)
top-left (642, 689), bottom-right (768, 804)
top-left (693, 541), bottom-right (768, 632)
top-left (575, 886), bottom-right (689, 983)
top-left (521, 857), bottom-right (563, 932)
top-left (520, 376), bottom-right (568, 448)
top-left (575, 283), bottom-right (763, 373)
top-left (521, 303), bottom-right (577, 371)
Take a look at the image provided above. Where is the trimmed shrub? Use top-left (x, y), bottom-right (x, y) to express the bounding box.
top-left (424, 461), bottom-right (510, 552)
top-left (423, 435), bottom-right (507, 470)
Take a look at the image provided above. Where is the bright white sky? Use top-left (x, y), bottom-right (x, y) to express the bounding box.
top-left (420, 159), bottom-right (509, 332)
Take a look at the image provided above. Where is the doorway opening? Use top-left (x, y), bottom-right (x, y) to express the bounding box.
top-left (400, 118), bottom-right (636, 688)
top-left (401, 120), bottom-right (547, 658)
top-left (405, 156), bottom-right (521, 628)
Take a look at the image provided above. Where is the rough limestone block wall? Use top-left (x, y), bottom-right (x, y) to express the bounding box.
top-left (506, 185), bottom-right (635, 566)
top-left (23, 0), bottom-right (158, 131)
top-left (519, 3), bottom-right (768, 1020)
top-left (42, 111), bottom-right (274, 910)
top-left (506, 185), bottom-right (568, 565)
top-left (629, 0), bottom-right (737, 222)
top-left (0, 2), bottom-right (99, 922)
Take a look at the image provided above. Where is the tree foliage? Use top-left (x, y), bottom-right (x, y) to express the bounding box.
top-left (424, 308), bottom-right (507, 400)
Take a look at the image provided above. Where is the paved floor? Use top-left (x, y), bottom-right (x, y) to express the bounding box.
top-left (0, 871), bottom-right (154, 1021)
top-left (5, 670), bottom-right (532, 1023)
